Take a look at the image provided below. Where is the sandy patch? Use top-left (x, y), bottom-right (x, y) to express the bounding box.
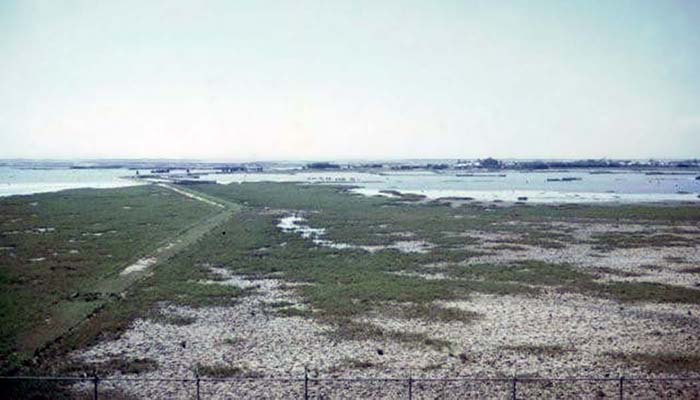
top-left (121, 257), bottom-right (157, 275)
top-left (390, 271), bottom-right (449, 280)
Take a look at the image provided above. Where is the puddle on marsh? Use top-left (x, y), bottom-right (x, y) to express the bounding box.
top-left (277, 215), bottom-right (433, 253)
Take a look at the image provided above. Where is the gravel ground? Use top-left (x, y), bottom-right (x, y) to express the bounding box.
top-left (70, 220), bottom-right (700, 398)
top-left (463, 222), bottom-right (700, 289)
top-left (71, 279), bottom-right (700, 398)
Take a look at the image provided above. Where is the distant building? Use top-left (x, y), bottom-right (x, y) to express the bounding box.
top-left (216, 165), bottom-right (245, 173)
top-left (305, 162), bottom-right (341, 170)
top-left (478, 157), bottom-right (502, 169)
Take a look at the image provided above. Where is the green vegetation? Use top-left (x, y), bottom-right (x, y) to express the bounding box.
top-left (223, 337), bottom-right (242, 346)
top-left (591, 233), bottom-right (699, 250)
top-left (328, 320), bottom-right (452, 351)
top-left (448, 261), bottom-right (591, 287)
top-left (275, 306), bottom-right (312, 318)
top-left (590, 267), bottom-right (644, 278)
top-left (63, 357), bottom-right (158, 375)
top-left (399, 303), bottom-right (479, 323)
top-left (599, 281), bottom-right (700, 304)
top-left (197, 182), bottom-right (700, 248)
top-left (146, 312), bottom-right (197, 326)
top-left (336, 358), bottom-right (376, 370)
top-left (49, 248), bottom-right (246, 375)
top-left (0, 185), bottom-right (221, 372)
top-left (184, 182), bottom-right (700, 323)
top-left (502, 344), bottom-right (576, 357)
top-left (3, 180), bottom-right (700, 379)
top-left (197, 364), bottom-right (260, 378)
top-left (608, 352), bottom-right (700, 373)
top-left (448, 261), bottom-right (700, 304)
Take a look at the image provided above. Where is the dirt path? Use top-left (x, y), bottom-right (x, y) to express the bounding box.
top-left (157, 183), bottom-right (226, 209)
top-left (106, 184), bottom-right (236, 282)
top-left (38, 185), bottom-right (239, 362)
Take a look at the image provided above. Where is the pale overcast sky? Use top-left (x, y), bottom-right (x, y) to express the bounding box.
top-left (1, 0), bottom-right (699, 160)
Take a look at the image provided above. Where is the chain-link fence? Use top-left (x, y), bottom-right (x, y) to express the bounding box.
top-left (2, 373), bottom-right (699, 399)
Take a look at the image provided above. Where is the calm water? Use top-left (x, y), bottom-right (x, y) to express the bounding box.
top-left (220, 170), bottom-right (700, 203)
top-left (0, 167), bottom-right (141, 197)
top-left (1, 167), bottom-right (699, 203)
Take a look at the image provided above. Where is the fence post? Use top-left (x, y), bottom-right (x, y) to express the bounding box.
top-left (195, 366), bottom-right (201, 400)
top-left (511, 376), bottom-right (517, 400)
top-left (407, 375), bottom-right (413, 400)
top-left (93, 374), bottom-right (99, 400)
top-left (304, 367), bottom-right (309, 400)
top-left (619, 376), bottom-right (624, 400)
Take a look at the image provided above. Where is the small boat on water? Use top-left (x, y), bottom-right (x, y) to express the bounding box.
top-left (547, 177), bottom-right (582, 182)
top-left (457, 173), bottom-right (507, 177)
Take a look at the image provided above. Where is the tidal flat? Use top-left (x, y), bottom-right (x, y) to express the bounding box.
top-left (2, 182), bottom-right (700, 398)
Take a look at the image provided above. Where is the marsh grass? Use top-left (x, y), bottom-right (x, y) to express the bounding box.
top-left (265, 300), bottom-right (295, 308)
top-left (448, 261), bottom-right (591, 287)
top-left (223, 337), bottom-right (242, 346)
top-left (447, 261), bottom-right (700, 304)
top-left (0, 185), bottom-right (219, 371)
top-left (327, 320), bottom-right (452, 350)
top-left (197, 364), bottom-right (261, 378)
top-left (607, 352), bottom-right (700, 373)
top-left (340, 358), bottom-right (376, 369)
top-left (275, 306), bottom-right (312, 318)
top-left (590, 267), bottom-right (645, 278)
top-left (57, 357), bottom-right (158, 376)
top-left (597, 281), bottom-right (700, 304)
top-left (398, 303), bottom-right (479, 323)
top-left (5, 181), bottom-right (700, 378)
top-left (146, 312), bottom-right (197, 326)
top-left (590, 233), bottom-right (698, 250)
top-left (502, 344), bottom-right (576, 357)
top-left (175, 184), bottom-right (700, 349)
top-left (489, 244), bottom-right (529, 251)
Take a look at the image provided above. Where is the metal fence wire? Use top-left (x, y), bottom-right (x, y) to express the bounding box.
top-left (2, 372), bottom-right (700, 399)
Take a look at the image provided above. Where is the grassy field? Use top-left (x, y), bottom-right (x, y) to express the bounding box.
top-left (3, 181), bottom-right (700, 384)
top-left (192, 182), bottom-right (700, 312)
top-left (0, 185), bottom-right (223, 372)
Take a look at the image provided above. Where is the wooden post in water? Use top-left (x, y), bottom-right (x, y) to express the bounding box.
top-left (511, 376), bottom-right (517, 400)
top-left (407, 375), bottom-right (413, 400)
top-left (304, 367), bottom-right (309, 400)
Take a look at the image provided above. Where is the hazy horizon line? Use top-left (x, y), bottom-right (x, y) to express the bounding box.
top-left (1, 156), bottom-right (698, 163)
